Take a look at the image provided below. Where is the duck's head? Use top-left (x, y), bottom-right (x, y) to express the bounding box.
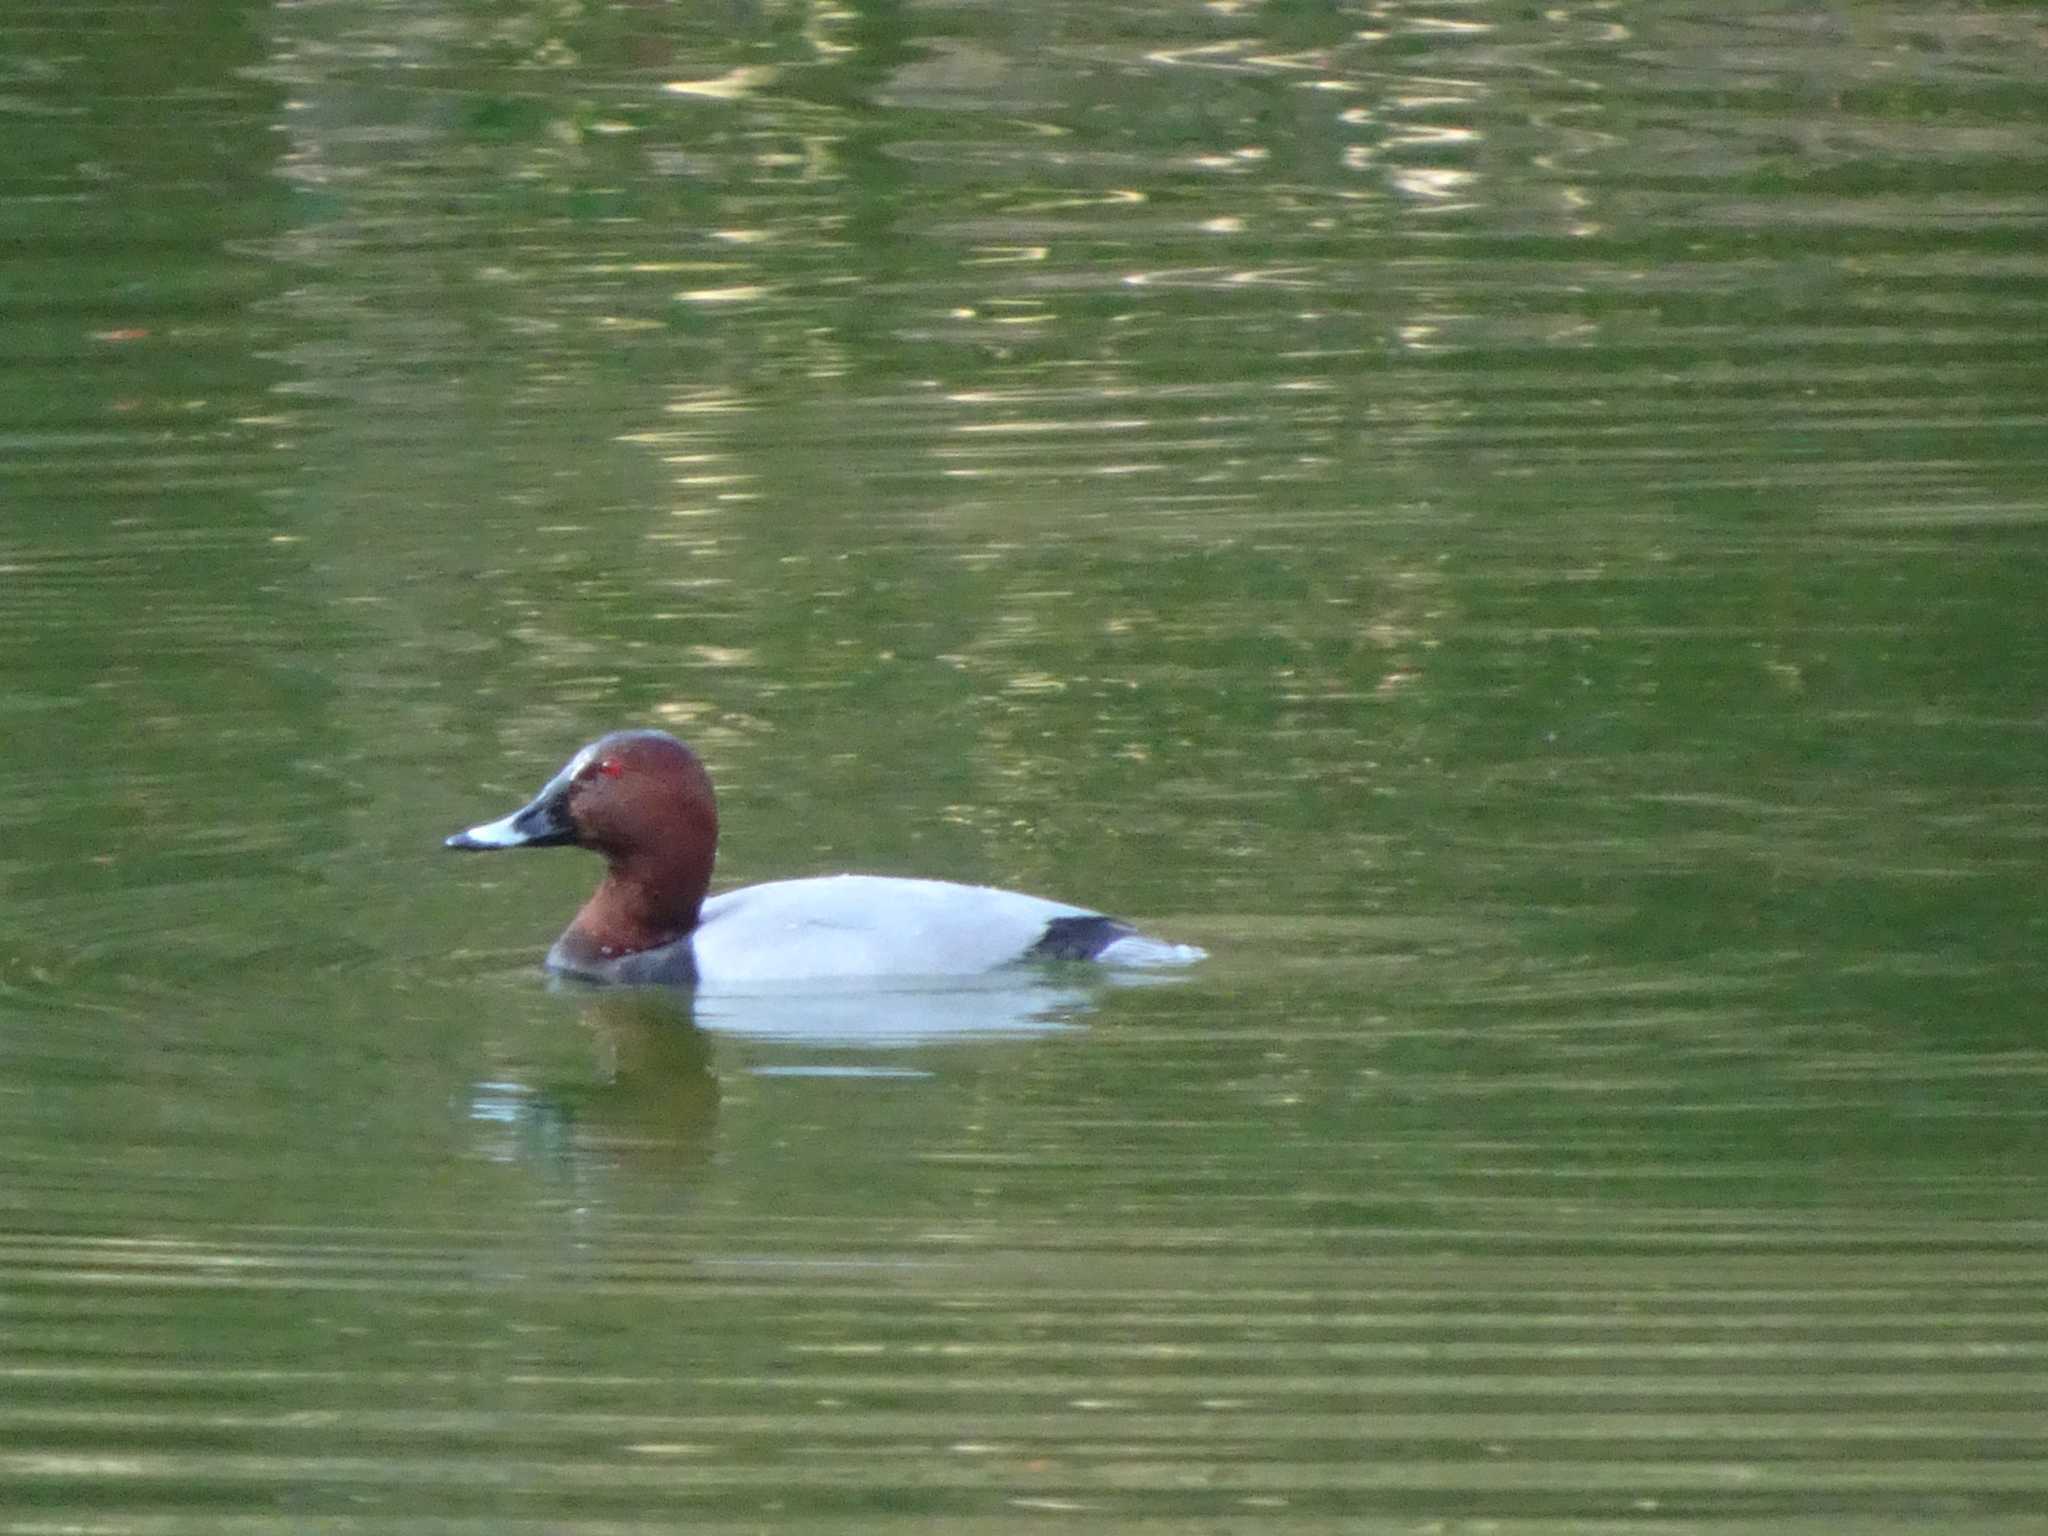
top-left (446, 729), bottom-right (720, 945)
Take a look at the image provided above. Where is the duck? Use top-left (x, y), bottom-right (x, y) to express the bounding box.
top-left (444, 729), bottom-right (1205, 988)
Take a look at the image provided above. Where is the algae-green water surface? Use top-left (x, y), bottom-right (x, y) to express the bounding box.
top-left (2, 2), bottom-right (2045, 1530)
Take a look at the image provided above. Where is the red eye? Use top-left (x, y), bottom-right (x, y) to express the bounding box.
top-left (597, 757), bottom-right (624, 779)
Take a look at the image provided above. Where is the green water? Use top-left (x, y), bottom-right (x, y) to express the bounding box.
top-left (3, 1), bottom-right (2046, 1530)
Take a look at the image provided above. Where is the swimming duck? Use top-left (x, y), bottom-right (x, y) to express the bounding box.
top-left (445, 729), bottom-right (1204, 988)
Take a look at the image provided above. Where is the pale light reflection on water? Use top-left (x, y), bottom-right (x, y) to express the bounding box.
top-left (1, 0), bottom-right (2046, 1529)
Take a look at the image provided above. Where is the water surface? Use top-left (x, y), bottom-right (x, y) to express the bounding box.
top-left (3, 0), bottom-right (2046, 1530)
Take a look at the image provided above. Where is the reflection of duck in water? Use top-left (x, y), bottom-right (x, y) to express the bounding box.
top-left (467, 972), bottom-right (1105, 1181)
top-left (688, 971), bottom-right (1098, 1044)
top-left (471, 989), bottom-right (718, 1175)
top-left (445, 729), bottom-right (1204, 988)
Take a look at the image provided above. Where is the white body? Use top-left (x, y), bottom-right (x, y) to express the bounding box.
top-left (688, 874), bottom-right (1203, 990)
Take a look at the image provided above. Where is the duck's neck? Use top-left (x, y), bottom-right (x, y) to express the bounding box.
top-left (562, 849), bottom-right (711, 961)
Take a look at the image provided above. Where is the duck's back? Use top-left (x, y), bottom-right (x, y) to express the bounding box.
top-left (690, 874), bottom-right (1192, 987)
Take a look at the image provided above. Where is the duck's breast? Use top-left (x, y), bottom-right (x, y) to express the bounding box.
top-left (689, 874), bottom-right (1097, 987)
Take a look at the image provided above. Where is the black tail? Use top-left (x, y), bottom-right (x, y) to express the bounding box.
top-left (1027, 914), bottom-right (1135, 961)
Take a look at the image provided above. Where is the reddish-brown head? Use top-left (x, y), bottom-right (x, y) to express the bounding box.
top-left (555, 730), bottom-right (718, 867)
top-left (446, 729), bottom-right (719, 953)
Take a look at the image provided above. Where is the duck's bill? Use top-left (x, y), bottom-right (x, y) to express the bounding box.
top-left (444, 788), bottom-right (576, 851)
